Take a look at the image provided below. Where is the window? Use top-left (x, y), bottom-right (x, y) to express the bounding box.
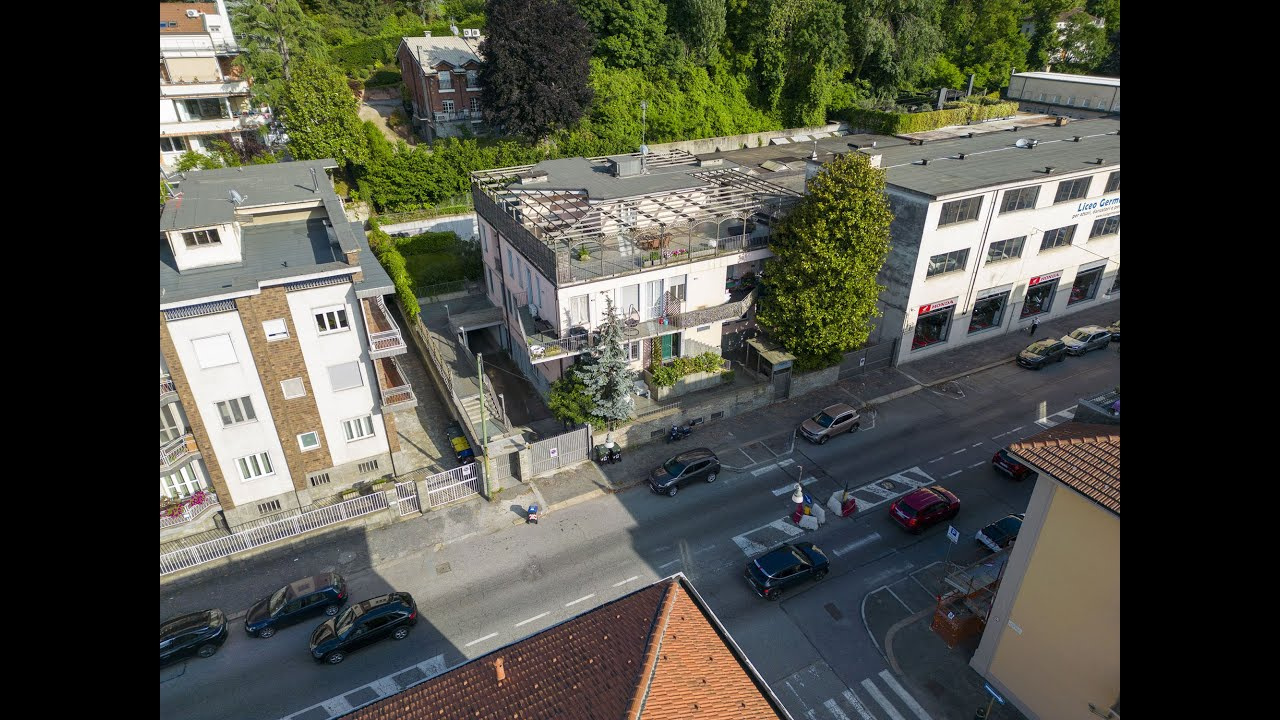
top-left (615, 284), bottom-right (640, 317)
top-left (1066, 96), bottom-right (1074, 107)
top-left (926, 249), bottom-right (970, 278)
top-left (343, 416), bottom-right (375, 441)
top-left (162, 465), bottom-right (204, 500)
top-left (466, 70), bottom-right (477, 88)
top-left (298, 431), bottom-right (320, 451)
top-left (182, 228), bottom-right (221, 247)
top-left (1105, 171), bottom-right (1120, 193)
top-left (1037, 93), bottom-right (1045, 102)
top-left (625, 340), bottom-right (642, 362)
top-left (281, 377), bottom-right (306, 399)
top-left (1097, 98), bottom-right (1107, 110)
top-left (216, 396), bottom-right (257, 427)
top-left (1090, 215), bottom-right (1120, 238)
top-left (1021, 280), bottom-right (1058, 318)
top-left (937, 197), bottom-right (982, 227)
top-left (1053, 177), bottom-right (1091, 203)
top-left (1000, 186), bottom-right (1039, 213)
top-left (263, 318), bottom-right (289, 341)
top-left (986, 236), bottom-right (1025, 264)
top-left (968, 291), bottom-right (1010, 334)
top-left (328, 361), bottom-right (364, 392)
top-left (1068, 266), bottom-right (1105, 305)
top-left (160, 137), bottom-right (187, 153)
top-left (236, 452), bottom-right (275, 481)
top-left (506, 248), bottom-right (513, 275)
top-left (1109, 269), bottom-right (1120, 294)
top-left (668, 274), bottom-right (687, 302)
top-left (1048, 95), bottom-right (1058, 104)
top-left (568, 294), bottom-right (589, 327)
top-left (437, 70), bottom-right (452, 89)
top-left (470, 97), bottom-right (481, 113)
top-left (479, 224), bottom-right (487, 252)
top-left (314, 306), bottom-right (349, 334)
top-left (1040, 225), bottom-right (1076, 251)
top-left (192, 334), bottom-right (237, 368)
top-left (644, 279), bottom-right (664, 320)
top-left (442, 99), bottom-right (454, 112)
top-left (182, 98), bottom-right (228, 120)
top-left (160, 404), bottom-right (182, 443)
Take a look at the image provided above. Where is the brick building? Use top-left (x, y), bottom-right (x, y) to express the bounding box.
top-left (397, 32), bottom-right (486, 144)
top-left (159, 161), bottom-right (416, 528)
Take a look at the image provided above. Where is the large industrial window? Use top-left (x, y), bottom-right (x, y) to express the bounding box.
top-left (1053, 177), bottom-right (1092, 203)
top-left (1000, 187), bottom-right (1039, 214)
top-left (926, 249), bottom-right (970, 278)
top-left (937, 196), bottom-right (983, 227)
top-left (1040, 225), bottom-right (1077, 251)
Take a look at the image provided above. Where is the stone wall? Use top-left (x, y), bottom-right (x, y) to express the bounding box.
top-left (788, 365), bottom-right (840, 398)
top-left (609, 382), bottom-right (777, 449)
top-left (644, 368), bottom-right (728, 401)
top-left (647, 123), bottom-right (849, 156)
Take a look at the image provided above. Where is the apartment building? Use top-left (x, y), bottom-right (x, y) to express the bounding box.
top-left (159, 1), bottom-right (267, 170)
top-left (397, 32), bottom-right (486, 144)
top-left (160, 160), bottom-right (415, 527)
top-left (471, 150), bottom-right (800, 392)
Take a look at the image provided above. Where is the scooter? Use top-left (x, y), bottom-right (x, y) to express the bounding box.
top-left (666, 417), bottom-right (705, 443)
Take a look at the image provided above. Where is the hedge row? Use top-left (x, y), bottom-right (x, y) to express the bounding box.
top-left (366, 219), bottom-right (421, 322)
top-left (842, 101), bottom-right (1019, 135)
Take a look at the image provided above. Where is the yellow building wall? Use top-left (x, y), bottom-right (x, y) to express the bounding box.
top-left (988, 484), bottom-right (1119, 719)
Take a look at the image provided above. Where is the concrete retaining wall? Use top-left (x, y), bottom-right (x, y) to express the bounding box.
top-left (647, 123), bottom-right (848, 156)
top-left (381, 212), bottom-right (478, 241)
top-left (644, 369), bottom-right (727, 401)
top-left (610, 381), bottom-right (776, 450)
top-left (789, 365), bottom-right (840, 399)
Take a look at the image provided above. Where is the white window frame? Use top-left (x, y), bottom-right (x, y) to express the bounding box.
top-left (625, 340), bottom-right (642, 362)
top-left (263, 318), bottom-right (289, 341)
top-left (470, 96), bottom-right (481, 112)
top-left (342, 415), bottom-right (376, 442)
top-left (466, 69), bottom-right (478, 88)
top-left (281, 377), bottom-right (306, 399)
top-left (235, 451), bottom-right (275, 481)
top-left (442, 99), bottom-right (455, 112)
top-left (297, 431), bottom-right (321, 452)
top-left (182, 228), bottom-right (221, 247)
top-left (327, 361), bottom-right (365, 392)
top-left (216, 396), bottom-right (257, 427)
top-left (437, 69), bottom-right (453, 90)
top-left (314, 305), bottom-right (350, 335)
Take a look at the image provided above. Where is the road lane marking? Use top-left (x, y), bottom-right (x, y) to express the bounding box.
top-left (927, 456), bottom-right (944, 463)
top-left (944, 470), bottom-right (961, 478)
top-left (370, 678), bottom-right (399, 695)
top-left (465, 633), bottom-right (498, 647)
top-left (968, 461), bottom-right (984, 468)
top-left (885, 586), bottom-right (912, 612)
top-left (1010, 425), bottom-right (1024, 433)
top-left (694, 544), bottom-right (717, 555)
top-left (778, 458), bottom-right (795, 468)
top-left (565, 594), bottom-right (596, 607)
top-left (971, 442), bottom-right (983, 448)
top-left (321, 698), bottom-right (353, 715)
top-left (861, 679), bottom-right (908, 720)
top-left (612, 576), bottom-right (639, 587)
top-left (823, 699), bottom-right (852, 720)
top-left (658, 559), bottom-right (681, 570)
top-left (752, 463), bottom-right (780, 476)
top-left (843, 689), bottom-right (875, 720)
top-left (770, 519), bottom-right (804, 537)
top-left (879, 670), bottom-right (934, 720)
top-left (771, 476), bottom-right (819, 495)
top-left (864, 561), bottom-right (915, 588)
top-left (732, 536), bottom-right (769, 557)
top-left (950, 448), bottom-right (966, 455)
top-left (514, 612), bottom-right (549, 627)
top-left (832, 533), bottom-right (881, 557)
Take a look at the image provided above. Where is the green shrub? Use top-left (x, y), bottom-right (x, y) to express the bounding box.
top-left (395, 231), bottom-right (464, 255)
top-left (721, 369), bottom-right (735, 384)
top-left (396, 281), bottom-right (421, 321)
top-left (649, 352), bottom-right (725, 386)
top-left (366, 66), bottom-right (401, 87)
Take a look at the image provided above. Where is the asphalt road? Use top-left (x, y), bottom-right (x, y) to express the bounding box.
top-left (160, 348), bottom-right (1118, 720)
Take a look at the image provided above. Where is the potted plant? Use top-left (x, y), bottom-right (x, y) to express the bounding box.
top-left (575, 246), bottom-right (590, 261)
top-left (648, 251), bottom-right (661, 267)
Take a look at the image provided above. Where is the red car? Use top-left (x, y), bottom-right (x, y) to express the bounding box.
top-left (889, 485), bottom-right (960, 533)
top-left (991, 449), bottom-right (1034, 481)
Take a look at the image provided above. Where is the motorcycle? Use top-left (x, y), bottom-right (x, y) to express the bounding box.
top-left (666, 417), bottom-right (705, 443)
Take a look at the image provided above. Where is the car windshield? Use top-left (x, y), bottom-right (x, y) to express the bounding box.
top-left (1028, 343), bottom-right (1052, 356)
top-left (1068, 329), bottom-right (1093, 341)
top-left (663, 458), bottom-right (687, 476)
top-left (335, 604), bottom-right (367, 635)
top-left (267, 586), bottom-right (289, 613)
top-left (996, 517), bottom-right (1022, 534)
top-left (814, 412), bottom-right (836, 428)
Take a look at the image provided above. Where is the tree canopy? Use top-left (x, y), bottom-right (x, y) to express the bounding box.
top-left (280, 59), bottom-right (369, 167)
top-left (572, 0), bottom-right (680, 70)
top-left (756, 153), bottom-right (892, 370)
top-left (232, 0), bottom-right (328, 109)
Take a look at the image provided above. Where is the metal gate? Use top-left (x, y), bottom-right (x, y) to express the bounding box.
top-left (485, 448), bottom-right (520, 484)
top-left (530, 426), bottom-right (590, 477)
top-left (394, 480), bottom-right (420, 515)
top-left (837, 339), bottom-right (899, 379)
top-left (405, 464), bottom-right (483, 508)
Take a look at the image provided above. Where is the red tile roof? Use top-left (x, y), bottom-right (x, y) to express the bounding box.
top-left (160, 2), bottom-right (219, 33)
top-left (345, 577), bottom-right (788, 719)
top-left (1010, 423), bottom-right (1119, 515)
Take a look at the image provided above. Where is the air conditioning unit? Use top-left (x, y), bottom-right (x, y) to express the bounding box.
top-left (186, 9), bottom-right (200, 18)
top-left (464, 28), bottom-right (479, 38)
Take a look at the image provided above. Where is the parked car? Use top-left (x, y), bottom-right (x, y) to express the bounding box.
top-left (1016, 338), bottom-right (1067, 369)
top-left (889, 485), bottom-right (960, 533)
top-left (991, 449), bottom-right (1034, 481)
top-left (977, 514), bottom-right (1025, 553)
top-left (799, 403), bottom-right (861, 444)
top-left (1105, 319), bottom-right (1120, 342)
top-left (744, 542), bottom-right (830, 600)
top-left (245, 572), bottom-right (349, 638)
top-left (310, 592), bottom-right (418, 665)
top-left (1060, 326), bottom-right (1112, 355)
top-left (648, 448), bottom-right (720, 497)
top-left (161, 609), bottom-right (228, 666)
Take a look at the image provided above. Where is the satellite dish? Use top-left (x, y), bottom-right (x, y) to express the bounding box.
top-left (229, 189), bottom-right (247, 206)
top-left (639, 144), bottom-right (649, 156)
top-left (1015, 138), bottom-right (1030, 148)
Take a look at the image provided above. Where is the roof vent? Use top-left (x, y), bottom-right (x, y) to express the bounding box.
top-left (186, 9), bottom-right (200, 18)
top-left (911, 139), bottom-right (925, 146)
top-left (1072, 135), bottom-right (1082, 142)
top-left (1095, 157), bottom-right (1104, 165)
top-left (1043, 166), bottom-right (1055, 174)
top-left (697, 157), bottom-right (723, 167)
top-left (518, 170), bottom-right (548, 185)
top-left (608, 156), bottom-right (643, 177)
top-left (966, 132), bottom-right (974, 139)
top-left (1008, 126), bottom-right (1018, 132)
top-left (919, 158), bottom-right (929, 166)
top-left (958, 153), bottom-right (967, 160)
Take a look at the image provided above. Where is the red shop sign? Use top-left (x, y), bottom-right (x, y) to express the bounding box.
top-left (1028, 270), bottom-right (1062, 287)
top-left (918, 297), bottom-right (958, 316)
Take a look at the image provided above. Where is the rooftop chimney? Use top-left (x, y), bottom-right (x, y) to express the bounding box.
top-left (494, 657), bottom-right (506, 683)
top-left (1044, 166), bottom-right (1055, 174)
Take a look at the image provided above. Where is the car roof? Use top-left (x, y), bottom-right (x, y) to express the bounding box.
top-left (675, 447), bottom-right (716, 462)
top-left (288, 572), bottom-right (341, 594)
top-left (160, 610), bottom-right (216, 637)
top-left (1074, 325), bottom-right (1107, 333)
top-left (901, 486), bottom-right (954, 509)
top-left (756, 544), bottom-right (806, 574)
top-left (1026, 339), bottom-right (1060, 350)
top-left (821, 403), bottom-right (855, 415)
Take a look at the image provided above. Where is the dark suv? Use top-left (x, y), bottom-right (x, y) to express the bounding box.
top-left (161, 609), bottom-right (228, 666)
top-left (648, 448), bottom-right (720, 497)
top-left (889, 485), bottom-right (960, 533)
top-left (245, 572), bottom-right (348, 638)
top-left (1016, 338), bottom-right (1067, 369)
top-left (310, 592), bottom-right (417, 665)
top-left (744, 542), bottom-right (830, 600)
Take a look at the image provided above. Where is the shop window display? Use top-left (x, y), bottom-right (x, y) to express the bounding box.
top-left (912, 307), bottom-right (954, 350)
top-left (1068, 267), bottom-right (1105, 305)
top-left (1021, 281), bottom-right (1058, 318)
top-left (968, 292), bottom-right (1010, 334)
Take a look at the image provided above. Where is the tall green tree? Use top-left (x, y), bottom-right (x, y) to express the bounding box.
top-left (670, 0), bottom-right (726, 64)
top-left (479, 0), bottom-right (595, 140)
top-left (939, 0), bottom-right (1029, 89)
top-left (757, 153), bottom-right (892, 370)
top-left (573, 0), bottom-right (680, 69)
top-left (1054, 12), bottom-right (1109, 71)
top-left (1024, 0), bottom-right (1072, 72)
top-left (231, 0), bottom-right (327, 109)
top-left (577, 297), bottom-right (636, 423)
top-left (746, 0), bottom-right (848, 126)
top-left (844, 0), bottom-right (943, 95)
top-left (280, 60), bottom-right (369, 166)
top-left (548, 367), bottom-right (601, 429)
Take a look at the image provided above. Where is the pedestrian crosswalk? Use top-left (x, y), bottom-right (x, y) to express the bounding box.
top-left (1036, 405), bottom-right (1076, 428)
top-left (802, 671), bottom-right (933, 720)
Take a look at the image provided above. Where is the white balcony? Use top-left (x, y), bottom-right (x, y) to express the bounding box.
top-left (160, 78), bottom-right (250, 98)
top-left (160, 113), bottom-right (267, 136)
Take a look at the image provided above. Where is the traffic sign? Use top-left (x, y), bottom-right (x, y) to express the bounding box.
top-left (947, 525), bottom-right (960, 543)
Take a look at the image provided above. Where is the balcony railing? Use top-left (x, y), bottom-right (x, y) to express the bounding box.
top-left (375, 356), bottom-right (417, 412)
top-left (432, 110), bottom-right (483, 123)
top-left (160, 433), bottom-right (199, 472)
top-left (361, 295), bottom-right (407, 359)
top-left (160, 376), bottom-right (178, 405)
top-left (160, 491), bottom-right (220, 529)
top-left (159, 78), bottom-right (250, 97)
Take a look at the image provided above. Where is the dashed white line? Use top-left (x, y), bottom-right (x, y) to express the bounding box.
top-left (514, 612), bottom-right (549, 627)
top-left (842, 689), bottom-right (875, 720)
top-left (612, 576), bottom-right (639, 587)
top-left (950, 448), bottom-right (966, 455)
top-left (944, 470), bottom-right (961, 478)
top-left (832, 533), bottom-right (882, 557)
top-left (971, 442), bottom-right (983, 448)
top-left (823, 699), bottom-right (852, 720)
top-left (927, 456), bottom-right (944, 463)
top-left (694, 544), bottom-right (717, 555)
top-left (465, 632), bottom-right (498, 647)
top-left (771, 476), bottom-right (819, 496)
top-left (968, 461), bottom-right (984, 468)
top-left (1011, 425), bottom-right (1025, 433)
top-left (879, 670), bottom-right (934, 720)
top-left (657, 559), bottom-right (681, 570)
top-left (565, 594), bottom-right (596, 607)
top-left (861, 678), bottom-right (908, 720)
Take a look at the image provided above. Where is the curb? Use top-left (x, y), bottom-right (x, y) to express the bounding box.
top-left (924, 357), bottom-right (1014, 389)
top-left (883, 606), bottom-right (935, 676)
top-left (544, 488), bottom-right (607, 513)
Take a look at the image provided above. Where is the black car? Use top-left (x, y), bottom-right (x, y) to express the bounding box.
top-left (977, 514), bottom-right (1025, 552)
top-left (161, 609), bottom-right (228, 666)
top-left (991, 449), bottom-right (1034, 481)
top-left (310, 592), bottom-right (417, 665)
top-left (648, 448), bottom-right (720, 497)
top-left (245, 572), bottom-right (349, 638)
top-left (744, 542), bottom-right (830, 600)
top-left (1016, 338), bottom-right (1067, 369)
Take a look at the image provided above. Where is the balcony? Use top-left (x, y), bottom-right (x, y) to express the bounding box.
top-left (361, 295), bottom-right (407, 359)
top-left (431, 109), bottom-right (483, 123)
top-left (160, 433), bottom-right (200, 472)
top-left (160, 77), bottom-right (250, 98)
top-left (557, 222), bottom-right (772, 285)
top-left (160, 375), bottom-right (178, 406)
top-left (374, 356), bottom-right (417, 413)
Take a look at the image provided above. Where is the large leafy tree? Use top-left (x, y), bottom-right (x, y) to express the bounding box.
top-left (231, 0), bottom-right (327, 109)
top-left (548, 367), bottom-right (600, 429)
top-left (844, 0), bottom-right (943, 95)
top-left (1054, 12), bottom-right (1109, 71)
top-left (280, 59), bottom-right (369, 166)
top-left (743, 0), bottom-right (848, 127)
top-left (573, 0), bottom-right (680, 69)
top-left (577, 297), bottom-right (636, 423)
top-left (757, 153), bottom-right (892, 370)
top-left (670, 0), bottom-right (727, 65)
top-left (479, 0), bottom-right (595, 140)
top-left (939, 0), bottom-right (1029, 89)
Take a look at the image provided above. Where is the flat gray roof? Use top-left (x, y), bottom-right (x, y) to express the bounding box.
top-left (1013, 71), bottom-right (1120, 87)
top-left (524, 156), bottom-right (713, 200)
top-left (161, 159), bottom-right (341, 231)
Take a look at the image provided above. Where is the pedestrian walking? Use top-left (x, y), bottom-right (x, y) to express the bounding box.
top-left (1029, 317), bottom-right (1039, 336)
